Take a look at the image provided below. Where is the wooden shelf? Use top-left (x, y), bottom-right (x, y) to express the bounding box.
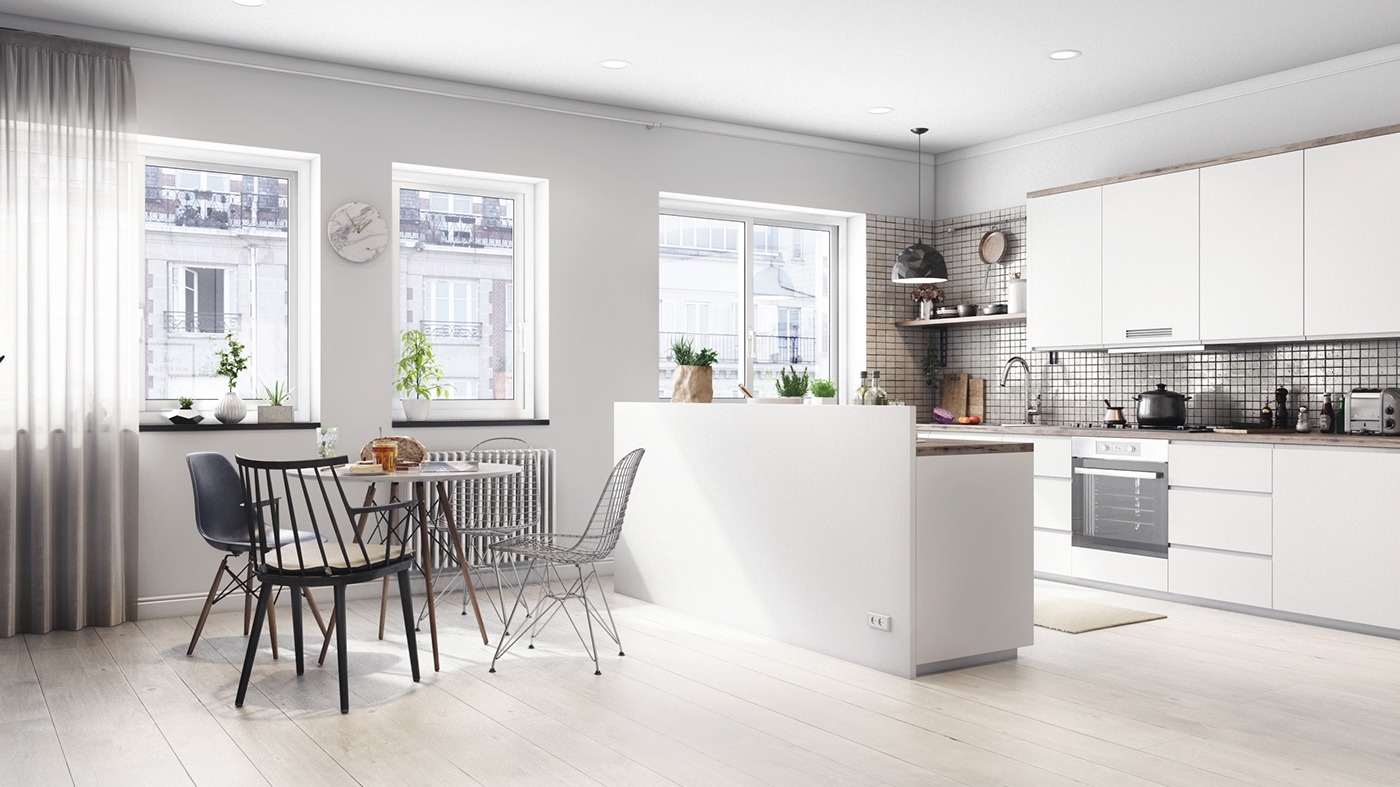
top-left (894, 312), bottom-right (1026, 328)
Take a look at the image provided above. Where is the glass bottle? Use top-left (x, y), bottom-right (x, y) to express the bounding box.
top-left (1335, 393), bottom-right (1346, 434)
top-left (1295, 403), bottom-right (1310, 433)
top-left (1318, 394), bottom-right (1334, 434)
top-left (853, 371), bottom-right (869, 405)
top-left (870, 371), bottom-right (889, 406)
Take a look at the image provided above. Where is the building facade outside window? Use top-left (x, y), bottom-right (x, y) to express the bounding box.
top-left (659, 205), bottom-right (838, 399)
top-left (394, 164), bottom-right (539, 420)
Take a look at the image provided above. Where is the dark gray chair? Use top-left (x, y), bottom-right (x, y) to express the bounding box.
top-left (185, 452), bottom-right (326, 657)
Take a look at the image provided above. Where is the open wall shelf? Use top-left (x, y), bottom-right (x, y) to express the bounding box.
top-left (894, 312), bottom-right (1025, 328)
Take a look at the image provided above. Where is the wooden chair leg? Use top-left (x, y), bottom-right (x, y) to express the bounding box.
top-left (302, 588), bottom-right (328, 637)
top-left (317, 604), bottom-right (335, 667)
top-left (378, 576), bottom-right (390, 640)
top-left (334, 584), bottom-right (350, 714)
top-left (291, 584), bottom-right (305, 676)
top-left (398, 568), bottom-right (421, 683)
top-left (187, 556), bottom-right (229, 656)
top-left (266, 587), bottom-right (279, 660)
top-left (236, 582), bottom-right (273, 708)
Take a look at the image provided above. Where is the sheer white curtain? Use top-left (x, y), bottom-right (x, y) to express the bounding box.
top-left (0, 30), bottom-right (140, 636)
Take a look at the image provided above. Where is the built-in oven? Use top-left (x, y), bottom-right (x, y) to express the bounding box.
top-left (1071, 437), bottom-right (1169, 558)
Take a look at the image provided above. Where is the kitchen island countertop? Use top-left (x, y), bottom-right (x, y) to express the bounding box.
top-left (917, 423), bottom-right (1400, 449)
top-left (916, 438), bottom-right (1034, 456)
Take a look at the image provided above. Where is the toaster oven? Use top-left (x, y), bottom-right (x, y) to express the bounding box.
top-left (1346, 387), bottom-right (1400, 435)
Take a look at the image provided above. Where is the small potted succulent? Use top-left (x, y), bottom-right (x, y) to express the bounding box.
top-left (669, 336), bottom-right (719, 403)
top-left (394, 329), bottom-right (453, 421)
top-left (213, 332), bottom-right (249, 424)
top-left (257, 380), bottom-right (293, 423)
top-left (166, 395), bottom-right (203, 425)
top-left (809, 378), bottom-right (837, 404)
top-left (754, 364), bottom-right (808, 404)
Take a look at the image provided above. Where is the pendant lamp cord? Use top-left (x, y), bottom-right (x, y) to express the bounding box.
top-left (912, 127), bottom-right (928, 244)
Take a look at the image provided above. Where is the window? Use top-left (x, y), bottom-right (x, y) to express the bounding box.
top-left (394, 164), bottom-right (542, 420)
top-left (659, 202), bottom-right (839, 399)
top-left (140, 140), bottom-right (315, 414)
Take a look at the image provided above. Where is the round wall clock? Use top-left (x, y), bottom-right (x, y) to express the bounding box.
top-left (327, 202), bottom-right (389, 263)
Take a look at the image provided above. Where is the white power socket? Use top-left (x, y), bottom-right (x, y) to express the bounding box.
top-left (867, 612), bottom-right (891, 631)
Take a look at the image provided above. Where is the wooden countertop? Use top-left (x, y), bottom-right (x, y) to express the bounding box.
top-left (916, 423), bottom-right (1400, 449)
top-left (916, 438), bottom-right (1034, 456)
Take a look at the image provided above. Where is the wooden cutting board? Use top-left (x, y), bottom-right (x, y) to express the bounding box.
top-left (968, 378), bottom-right (986, 420)
top-left (940, 373), bottom-right (969, 418)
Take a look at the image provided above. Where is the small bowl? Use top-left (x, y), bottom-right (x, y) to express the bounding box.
top-left (934, 306), bottom-right (959, 319)
top-left (956, 304), bottom-right (978, 318)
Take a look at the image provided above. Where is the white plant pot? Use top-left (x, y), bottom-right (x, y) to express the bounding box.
top-left (749, 396), bottom-right (805, 404)
top-left (402, 398), bottom-right (430, 421)
top-left (257, 404), bottom-right (293, 423)
top-left (808, 396), bottom-right (837, 405)
top-left (215, 390), bottom-right (247, 424)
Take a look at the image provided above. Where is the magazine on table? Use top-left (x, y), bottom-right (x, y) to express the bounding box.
top-left (420, 460), bottom-right (479, 473)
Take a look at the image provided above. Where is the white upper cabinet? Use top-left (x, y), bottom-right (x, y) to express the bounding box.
top-left (1304, 133), bottom-right (1400, 339)
top-left (1026, 187), bottom-right (1102, 350)
top-left (1101, 169), bottom-right (1200, 347)
top-left (1199, 152), bottom-right (1304, 343)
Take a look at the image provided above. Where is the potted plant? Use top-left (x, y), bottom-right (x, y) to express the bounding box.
top-left (213, 332), bottom-right (249, 424)
top-left (809, 378), bottom-right (837, 404)
top-left (166, 395), bottom-right (203, 425)
top-left (257, 380), bottom-right (294, 423)
top-left (755, 364), bottom-right (808, 404)
top-left (669, 336), bottom-right (719, 403)
top-left (394, 329), bottom-right (453, 421)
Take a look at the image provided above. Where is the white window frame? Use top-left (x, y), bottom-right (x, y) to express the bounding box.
top-left (659, 195), bottom-right (847, 400)
top-left (392, 163), bottom-right (546, 422)
top-left (139, 136), bottom-right (320, 418)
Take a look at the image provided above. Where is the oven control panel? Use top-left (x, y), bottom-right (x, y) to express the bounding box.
top-left (1096, 441), bottom-right (1139, 456)
top-left (1071, 436), bottom-right (1169, 463)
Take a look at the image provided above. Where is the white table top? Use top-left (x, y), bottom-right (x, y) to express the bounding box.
top-left (333, 461), bottom-right (521, 482)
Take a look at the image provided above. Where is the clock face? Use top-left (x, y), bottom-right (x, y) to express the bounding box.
top-left (327, 202), bottom-right (389, 263)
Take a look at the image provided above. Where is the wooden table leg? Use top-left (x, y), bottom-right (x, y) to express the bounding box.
top-left (436, 480), bottom-right (489, 645)
top-left (415, 482), bottom-right (441, 671)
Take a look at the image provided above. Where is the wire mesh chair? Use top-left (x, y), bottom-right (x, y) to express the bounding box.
top-left (234, 454), bottom-right (422, 714)
top-left (490, 448), bottom-right (644, 675)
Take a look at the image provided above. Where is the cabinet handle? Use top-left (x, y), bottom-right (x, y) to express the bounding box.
top-left (1125, 327), bottom-right (1173, 339)
top-left (1074, 467), bottom-right (1162, 480)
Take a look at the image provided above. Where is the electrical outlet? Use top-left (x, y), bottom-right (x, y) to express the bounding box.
top-left (867, 612), bottom-right (891, 631)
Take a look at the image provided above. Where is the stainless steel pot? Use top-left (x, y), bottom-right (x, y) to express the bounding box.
top-left (1134, 383), bottom-right (1191, 427)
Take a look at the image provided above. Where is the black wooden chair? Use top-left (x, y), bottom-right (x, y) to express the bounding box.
top-left (185, 452), bottom-right (327, 658)
top-left (234, 454), bottom-right (422, 714)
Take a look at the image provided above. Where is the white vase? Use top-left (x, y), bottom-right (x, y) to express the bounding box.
top-left (402, 398), bottom-right (430, 421)
top-left (215, 390), bottom-right (247, 424)
top-left (919, 300), bottom-right (934, 320)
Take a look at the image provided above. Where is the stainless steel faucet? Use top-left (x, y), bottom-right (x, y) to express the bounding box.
top-left (999, 355), bottom-right (1040, 424)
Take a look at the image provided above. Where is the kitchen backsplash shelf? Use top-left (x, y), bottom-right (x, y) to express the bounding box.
top-left (895, 313), bottom-right (1026, 328)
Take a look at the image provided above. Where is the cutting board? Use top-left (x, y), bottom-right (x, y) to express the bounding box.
top-left (940, 373), bottom-right (969, 418)
top-left (968, 378), bottom-right (986, 420)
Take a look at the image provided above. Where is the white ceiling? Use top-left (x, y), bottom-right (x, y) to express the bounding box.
top-left (6, 0), bottom-right (1400, 153)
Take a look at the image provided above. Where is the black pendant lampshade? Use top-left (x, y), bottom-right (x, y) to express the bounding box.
top-left (892, 127), bottom-right (948, 284)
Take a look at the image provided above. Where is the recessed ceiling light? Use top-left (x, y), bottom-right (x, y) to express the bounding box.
top-left (230, 0), bottom-right (266, 6)
top-left (1049, 49), bottom-right (1081, 60)
top-left (599, 59), bottom-right (632, 70)
top-left (867, 106), bottom-right (894, 115)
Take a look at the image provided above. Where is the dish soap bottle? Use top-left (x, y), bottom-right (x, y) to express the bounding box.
top-left (1295, 403), bottom-right (1310, 433)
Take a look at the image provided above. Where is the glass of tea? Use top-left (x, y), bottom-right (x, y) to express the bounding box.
top-left (370, 437), bottom-right (398, 472)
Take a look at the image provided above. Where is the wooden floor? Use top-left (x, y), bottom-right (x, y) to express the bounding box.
top-left (5, 578), bottom-right (1400, 786)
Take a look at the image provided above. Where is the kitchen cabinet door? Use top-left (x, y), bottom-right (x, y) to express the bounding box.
top-left (1026, 187), bottom-right (1102, 350)
top-left (1101, 170), bottom-right (1200, 347)
top-left (1272, 446), bottom-right (1400, 629)
top-left (1304, 133), bottom-right (1400, 338)
top-left (1200, 152), bottom-right (1304, 343)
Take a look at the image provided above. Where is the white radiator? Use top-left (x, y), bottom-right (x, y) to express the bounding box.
top-left (425, 447), bottom-right (555, 567)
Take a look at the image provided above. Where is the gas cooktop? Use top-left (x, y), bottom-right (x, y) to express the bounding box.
top-left (1072, 423), bottom-right (1216, 433)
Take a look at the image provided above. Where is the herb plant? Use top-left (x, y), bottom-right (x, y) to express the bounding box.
top-left (394, 329), bottom-right (454, 399)
top-left (214, 332), bottom-right (249, 391)
top-left (177, 396), bottom-right (195, 409)
top-left (810, 378), bottom-right (837, 398)
top-left (670, 336), bottom-right (719, 367)
top-left (774, 365), bottom-right (810, 397)
top-left (261, 380), bottom-right (292, 406)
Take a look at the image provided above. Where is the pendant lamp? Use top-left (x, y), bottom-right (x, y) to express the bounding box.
top-left (891, 127), bottom-right (948, 283)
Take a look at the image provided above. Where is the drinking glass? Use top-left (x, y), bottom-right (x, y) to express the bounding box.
top-left (317, 427), bottom-right (338, 459)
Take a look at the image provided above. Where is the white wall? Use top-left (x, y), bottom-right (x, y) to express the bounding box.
top-left (935, 44), bottom-right (1400, 217)
top-left (0, 19), bottom-right (933, 611)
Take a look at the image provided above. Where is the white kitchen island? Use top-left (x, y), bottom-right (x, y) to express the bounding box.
top-left (613, 402), bottom-right (1033, 678)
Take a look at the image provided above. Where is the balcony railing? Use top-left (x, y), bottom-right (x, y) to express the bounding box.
top-left (659, 331), bottom-right (816, 365)
top-left (164, 311), bottom-right (242, 334)
top-left (399, 208), bottom-right (515, 250)
top-left (421, 320), bottom-right (483, 343)
top-left (144, 187), bottom-right (289, 231)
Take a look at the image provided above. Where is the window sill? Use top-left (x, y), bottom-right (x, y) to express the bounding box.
top-left (390, 419), bottom-right (550, 428)
top-left (139, 421), bottom-right (322, 432)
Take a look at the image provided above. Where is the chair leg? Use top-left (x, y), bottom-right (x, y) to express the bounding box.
top-left (317, 605), bottom-right (335, 667)
top-left (243, 562), bottom-right (254, 635)
top-left (291, 584), bottom-right (305, 676)
top-left (378, 576), bottom-right (391, 639)
top-left (334, 584), bottom-right (350, 714)
top-left (187, 555), bottom-right (229, 656)
top-left (577, 565), bottom-right (602, 675)
top-left (302, 588), bottom-right (328, 637)
top-left (397, 568), bottom-right (421, 683)
top-left (236, 581), bottom-right (273, 708)
top-left (266, 586), bottom-right (279, 660)
top-left (588, 564), bottom-right (625, 657)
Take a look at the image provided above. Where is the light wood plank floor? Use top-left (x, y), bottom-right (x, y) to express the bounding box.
top-left (4, 579), bottom-right (1400, 786)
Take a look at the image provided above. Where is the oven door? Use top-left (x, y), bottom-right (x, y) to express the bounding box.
top-left (1071, 458), bottom-right (1169, 558)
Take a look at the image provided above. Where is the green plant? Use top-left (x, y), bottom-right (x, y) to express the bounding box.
top-left (260, 380), bottom-right (292, 406)
top-left (810, 378), bottom-right (837, 398)
top-left (670, 336), bottom-right (719, 367)
top-left (177, 396), bottom-right (195, 409)
top-left (394, 329), bottom-right (454, 399)
top-left (774, 365), bottom-right (810, 397)
top-left (214, 332), bottom-right (249, 391)
top-left (922, 336), bottom-right (943, 386)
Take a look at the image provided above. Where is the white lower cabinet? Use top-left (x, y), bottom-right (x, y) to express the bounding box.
top-left (1169, 547), bottom-right (1272, 608)
top-left (1033, 476), bottom-right (1070, 531)
top-left (1273, 446), bottom-right (1400, 629)
top-left (1169, 488), bottom-right (1272, 554)
top-left (1072, 547), bottom-right (1168, 591)
top-left (1033, 530), bottom-right (1071, 575)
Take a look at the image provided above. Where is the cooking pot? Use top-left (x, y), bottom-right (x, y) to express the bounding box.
top-left (1134, 383), bottom-right (1191, 427)
top-left (1102, 399), bottom-right (1127, 426)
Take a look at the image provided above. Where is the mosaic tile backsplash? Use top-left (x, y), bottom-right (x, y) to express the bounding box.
top-left (867, 206), bottom-right (1400, 428)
